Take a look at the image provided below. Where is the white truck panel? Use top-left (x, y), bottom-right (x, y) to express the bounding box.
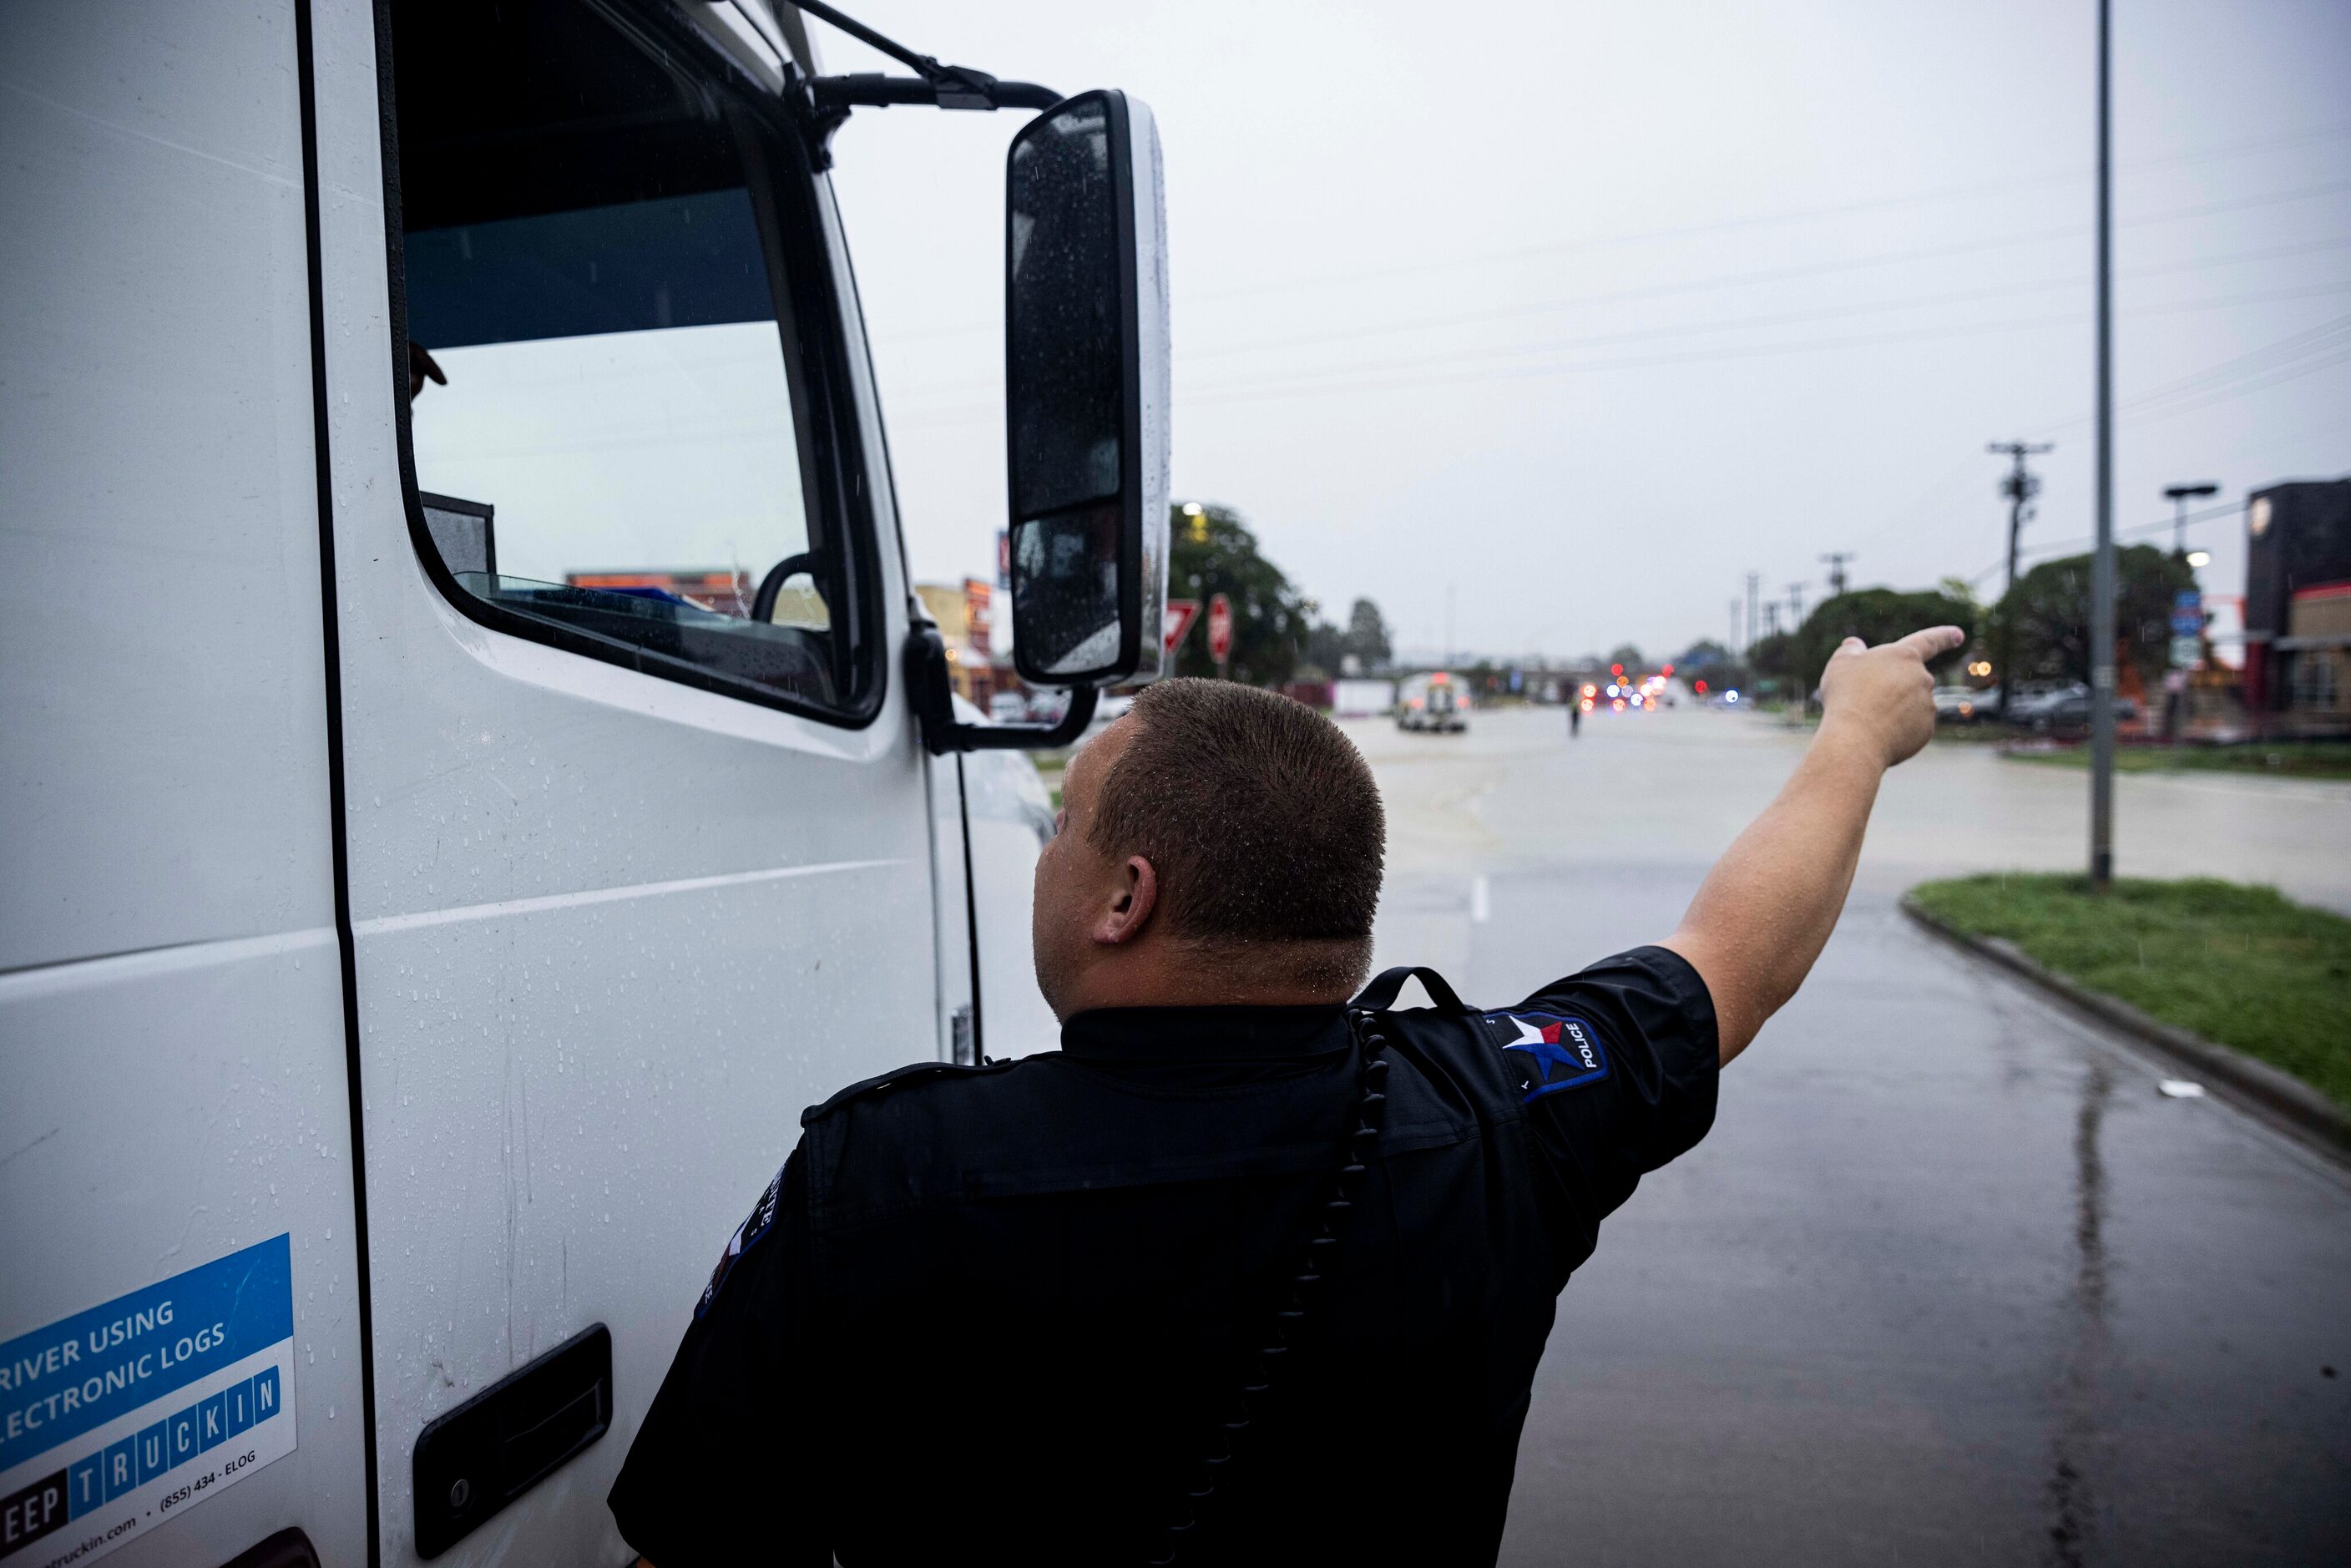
top-left (1, 3), bottom-right (370, 1563)
top-left (0, 0), bottom-right (336, 974)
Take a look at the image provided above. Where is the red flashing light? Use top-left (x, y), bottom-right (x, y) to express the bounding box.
top-left (1661, 663), bottom-right (1675, 676)
top-left (1430, 671), bottom-right (1449, 685)
top-left (1610, 663), bottom-right (1624, 676)
top-left (1694, 680), bottom-right (1708, 694)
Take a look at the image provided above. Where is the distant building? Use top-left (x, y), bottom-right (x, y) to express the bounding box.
top-left (2242, 478), bottom-right (2351, 731)
top-left (915, 579), bottom-right (998, 706)
top-left (568, 568), bottom-right (751, 616)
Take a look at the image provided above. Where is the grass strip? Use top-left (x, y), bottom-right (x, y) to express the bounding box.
top-left (1910, 873), bottom-right (2351, 1109)
top-left (2000, 741), bottom-right (2351, 780)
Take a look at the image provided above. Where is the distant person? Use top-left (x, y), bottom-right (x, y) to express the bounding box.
top-left (611, 627), bottom-right (1964, 1566)
top-left (1570, 694), bottom-right (1582, 737)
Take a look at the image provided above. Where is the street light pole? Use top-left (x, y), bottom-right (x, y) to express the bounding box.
top-left (2088, 0), bottom-right (2117, 889)
top-left (2164, 482), bottom-right (2220, 554)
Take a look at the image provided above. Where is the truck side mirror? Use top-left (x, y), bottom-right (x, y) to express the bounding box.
top-left (1004, 89), bottom-right (1170, 690)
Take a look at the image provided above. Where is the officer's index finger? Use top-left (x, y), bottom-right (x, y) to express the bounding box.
top-left (1890, 625), bottom-right (1964, 660)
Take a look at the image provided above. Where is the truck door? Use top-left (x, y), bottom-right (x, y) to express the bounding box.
top-left (306, 1), bottom-right (936, 1559)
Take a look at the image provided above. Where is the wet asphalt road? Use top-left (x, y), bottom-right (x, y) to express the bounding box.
top-left (1348, 707), bottom-right (2351, 1566)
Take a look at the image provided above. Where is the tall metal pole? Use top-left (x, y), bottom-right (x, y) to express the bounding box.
top-left (2088, 0), bottom-right (2117, 888)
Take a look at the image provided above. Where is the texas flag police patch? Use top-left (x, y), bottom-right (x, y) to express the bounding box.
top-left (697, 1162), bottom-right (785, 1317)
top-left (1484, 1010), bottom-right (1611, 1103)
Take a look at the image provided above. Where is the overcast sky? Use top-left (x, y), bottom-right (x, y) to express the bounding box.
top-left (817, 0), bottom-right (2350, 665)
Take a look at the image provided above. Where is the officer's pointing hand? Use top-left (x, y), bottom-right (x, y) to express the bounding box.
top-left (1817, 625), bottom-right (1964, 769)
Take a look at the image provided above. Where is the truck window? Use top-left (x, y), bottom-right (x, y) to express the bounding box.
top-left (386, 0), bottom-right (874, 719)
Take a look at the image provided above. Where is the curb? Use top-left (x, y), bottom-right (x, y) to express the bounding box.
top-left (1899, 893), bottom-right (2351, 1166)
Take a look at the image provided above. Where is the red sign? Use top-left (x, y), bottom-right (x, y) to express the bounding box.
top-left (963, 577), bottom-right (993, 660)
top-left (1206, 593), bottom-right (1234, 664)
top-left (1163, 598), bottom-right (1200, 657)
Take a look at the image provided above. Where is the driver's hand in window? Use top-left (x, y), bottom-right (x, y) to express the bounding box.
top-left (408, 341), bottom-right (447, 401)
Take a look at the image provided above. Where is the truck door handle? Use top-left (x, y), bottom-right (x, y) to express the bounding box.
top-left (411, 1323), bottom-right (612, 1559)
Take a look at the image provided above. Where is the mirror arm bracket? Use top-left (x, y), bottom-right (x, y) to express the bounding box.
top-left (809, 73), bottom-right (1061, 114)
top-left (792, 1), bottom-right (1058, 164)
top-left (905, 622), bottom-right (1098, 755)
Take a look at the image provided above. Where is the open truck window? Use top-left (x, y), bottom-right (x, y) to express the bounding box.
top-left (386, 0), bottom-right (877, 720)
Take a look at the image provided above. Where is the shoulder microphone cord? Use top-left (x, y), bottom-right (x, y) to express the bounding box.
top-left (1147, 1008), bottom-right (1393, 1565)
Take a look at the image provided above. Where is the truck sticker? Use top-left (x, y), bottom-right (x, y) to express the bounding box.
top-left (0, 1236), bottom-right (296, 1567)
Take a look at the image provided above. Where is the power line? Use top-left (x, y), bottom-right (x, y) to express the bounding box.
top-left (2025, 311), bottom-right (2351, 432)
top-left (886, 189), bottom-right (2351, 402)
top-left (868, 129), bottom-right (2351, 349)
top-left (1965, 496), bottom-right (2242, 582)
top-left (887, 297), bottom-right (2351, 432)
top-left (1840, 314), bottom-right (2351, 559)
top-left (1167, 281), bottom-right (2351, 409)
top-left (1174, 228), bottom-right (2351, 370)
top-left (1177, 125), bottom-right (2351, 307)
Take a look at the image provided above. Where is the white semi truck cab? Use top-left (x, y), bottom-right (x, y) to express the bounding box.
top-left (0, 3), bottom-right (1169, 1562)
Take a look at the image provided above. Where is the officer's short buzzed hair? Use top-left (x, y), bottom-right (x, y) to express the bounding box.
top-left (1090, 678), bottom-right (1385, 991)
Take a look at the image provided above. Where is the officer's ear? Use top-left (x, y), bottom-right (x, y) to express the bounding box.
top-left (1095, 854), bottom-right (1160, 946)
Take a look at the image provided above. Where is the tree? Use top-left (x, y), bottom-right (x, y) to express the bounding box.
top-left (1301, 595), bottom-right (1394, 679)
top-left (1301, 620), bottom-right (1347, 679)
top-left (1344, 599), bottom-right (1393, 671)
top-left (1987, 545), bottom-right (2195, 690)
top-left (1605, 643), bottom-right (1645, 671)
top-left (1676, 639), bottom-right (1734, 668)
top-left (1747, 631), bottom-right (1797, 690)
top-left (1168, 502), bottom-right (1312, 685)
top-left (1785, 586), bottom-right (1975, 692)
top-left (1675, 639), bottom-right (1750, 693)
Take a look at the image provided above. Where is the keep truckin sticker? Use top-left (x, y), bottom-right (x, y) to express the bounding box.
top-left (1487, 1011), bottom-right (1611, 1103)
top-left (0, 1237), bottom-right (297, 1568)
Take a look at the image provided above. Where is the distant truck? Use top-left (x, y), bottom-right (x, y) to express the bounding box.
top-left (1397, 672), bottom-right (1469, 732)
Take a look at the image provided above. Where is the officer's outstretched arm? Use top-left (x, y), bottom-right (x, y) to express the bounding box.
top-left (1661, 625), bottom-right (1962, 1065)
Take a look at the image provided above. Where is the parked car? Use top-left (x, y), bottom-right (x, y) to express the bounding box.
top-left (989, 690), bottom-right (1030, 724)
top-left (2008, 683), bottom-right (2141, 734)
top-left (1933, 685), bottom-right (1990, 724)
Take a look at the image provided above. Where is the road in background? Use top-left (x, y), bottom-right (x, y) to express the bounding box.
top-left (1351, 706), bottom-right (2350, 1565)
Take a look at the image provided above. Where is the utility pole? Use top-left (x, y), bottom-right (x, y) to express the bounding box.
top-left (1820, 552), bottom-right (1854, 598)
top-left (1762, 602), bottom-right (1781, 639)
top-left (2164, 482), bottom-right (2219, 554)
top-left (1744, 572), bottom-right (1761, 657)
top-left (2088, 0), bottom-right (2116, 889)
top-left (1987, 438), bottom-right (2052, 721)
top-left (1728, 599), bottom-right (1742, 654)
top-left (1786, 581), bottom-right (1807, 630)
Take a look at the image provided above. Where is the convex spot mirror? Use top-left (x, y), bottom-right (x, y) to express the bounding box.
top-left (1005, 89), bottom-right (1170, 689)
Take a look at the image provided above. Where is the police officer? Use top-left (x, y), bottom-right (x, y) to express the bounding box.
top-left (609, 626), bottom-right (1964, 1565)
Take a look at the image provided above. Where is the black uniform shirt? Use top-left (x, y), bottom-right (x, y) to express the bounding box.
top-left (609, 945), bottom-right (1718, 1566)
